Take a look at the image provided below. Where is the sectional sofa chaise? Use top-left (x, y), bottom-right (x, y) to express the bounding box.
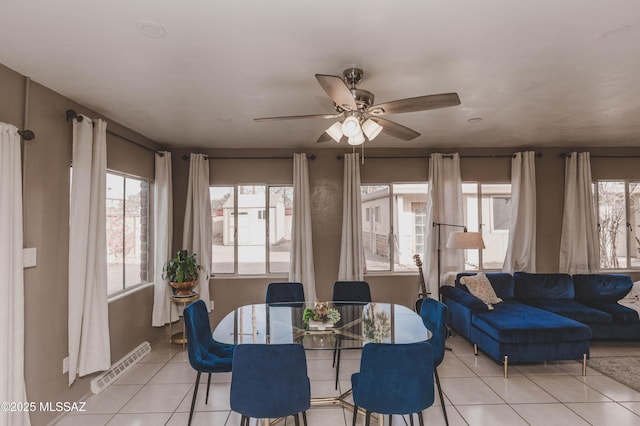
top-left (440, 272), bottom-right (639, 377)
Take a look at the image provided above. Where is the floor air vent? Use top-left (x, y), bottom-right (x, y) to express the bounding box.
top-left (91, 341), bottom-right (151, 394)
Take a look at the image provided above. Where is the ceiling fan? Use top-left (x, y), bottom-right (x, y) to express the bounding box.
top-left (254, 67), bottom-right (461, 145)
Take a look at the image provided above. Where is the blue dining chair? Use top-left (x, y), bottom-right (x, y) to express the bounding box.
top-left (184, 300), bottom-right (235, 426)
top-left (266, 282), bottom-right (305, 305)
top-left (332, 281), bottom-right (371, 389)
top-left (420, 298), bottom-right (450, 425)
top-left (352, 342), bottom-right (435, 426)
top-left (230, 343), bottom-right (311, 425)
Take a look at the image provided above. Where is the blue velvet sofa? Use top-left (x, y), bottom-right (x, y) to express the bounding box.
top-left (441, 273), bottom-right (592, 377)
top-left (514, 272), bottom-right (640, 340)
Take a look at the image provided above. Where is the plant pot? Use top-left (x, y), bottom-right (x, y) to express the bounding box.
top-left (169, 280), bottom-right (197, 296)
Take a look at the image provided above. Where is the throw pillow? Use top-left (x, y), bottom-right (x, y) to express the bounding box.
top-left (460, 273), bottom-right (503, 310)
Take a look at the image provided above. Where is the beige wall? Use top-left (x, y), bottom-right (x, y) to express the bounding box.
top-left (1, 63), bottom-right (164, 426)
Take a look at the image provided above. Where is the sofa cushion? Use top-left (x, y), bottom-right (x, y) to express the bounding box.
top-left (514, 272), bottom-right (575, 300)
top-left (471, 302), bottom-right (592, 343)
top-left (456, 272), bottom-right (515, 300)
top-left (573, 274), bottom-right (633, 303)
top-left (586, 302), bottom-right (640, 323)
top-left (525, 299), bottom-right (612, 324)
top-left (459, 273), bottom-right (502, 309)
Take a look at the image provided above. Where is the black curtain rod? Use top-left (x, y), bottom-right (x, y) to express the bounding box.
top-left (561, 152), bottom-right (640, 158)
top-left (182, 154), bottom-right (317, 161)
top-left (17, 129), bottom-right (35, 140)
top-left (65, 109), bottom-right (165, 156)
top-left (336, 152), bottom-right (543, 160)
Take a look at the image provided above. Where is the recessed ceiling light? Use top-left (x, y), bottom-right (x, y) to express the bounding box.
top-left (467, 117), bottom-right (482, 123)
top-left (598, 24), bottom-right (630, 39)
top-left (136, 20), bottom-right (166, 39)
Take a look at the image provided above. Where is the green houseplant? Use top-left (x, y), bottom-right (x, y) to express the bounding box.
top-left (162, 249), bottom-right (202, 296)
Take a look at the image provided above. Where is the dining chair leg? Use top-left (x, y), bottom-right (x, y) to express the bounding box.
top-left (205, 373), bottom-right (212, 404)
top-left (188, 371), bottom-right (201, 426)
top-left (418, 412), bottom-right (424, 426)
top-left (294, 413), bottom-right (300, 426)
top-left (352, 405), bottom-right (358, 426)
top-left (334, 348), bottom-right (342, 390)
top-left (388, 414), bottom-right (393, 425)
top-left (409, 413), bottom-right (414, 426)
top-left (434, 367), bottom-right (449, 426)
top-left (365, 410), bottom-right (372, 426)
top-left (302, 411), bottom-right (308, 426)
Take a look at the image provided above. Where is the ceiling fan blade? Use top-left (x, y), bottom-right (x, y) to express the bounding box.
top-left (367, 93), bottom-right (461, 115)
top-left (254, 113), bottom-right (342, 122)
top-left (370, 117), bottom-right (420, 141)
top-left (316, 132), bottom-right (332, 143)
top-left (315, 74), bottom-right (357, 111)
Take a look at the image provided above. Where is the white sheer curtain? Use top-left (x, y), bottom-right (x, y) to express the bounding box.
top-left (559, 152), bottom-right (599, 273)
top-left (68, 116), bottom-right (111, 386)
top-left (424, 153), bottom-right (464, 295)
top-left (503, 151), bottom-right (537, 273)
top-left (152, 152), bottom-right (176, 326)
top-left (0, 123), bottom-right (31, 426)
top-left (182, 153), bottom-right (212, 308)
top-left (289, 153), bottom-right (317, 301)
top-left (338, 153), bottom-right (364, 281)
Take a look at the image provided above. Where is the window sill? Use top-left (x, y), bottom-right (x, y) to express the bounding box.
top-left (210, 274), bottom-right (289, 280)
top-left (108, 281), bottom-right (154, 303)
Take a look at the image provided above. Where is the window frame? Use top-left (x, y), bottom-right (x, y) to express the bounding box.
top-left (210, 184), bottom-right (293, 277)
top-left (594, 179), bottom-right (640, 271)
top-left (105, 169), bottom-right (152, 298)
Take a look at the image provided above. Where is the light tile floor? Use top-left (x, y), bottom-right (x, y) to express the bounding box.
top-left (54, 336), bottom-right (640, 426)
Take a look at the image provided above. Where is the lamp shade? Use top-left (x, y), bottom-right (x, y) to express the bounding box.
top-left (326, 121), bottom-right (343, 142)
top-left (446, 231), bottom-right (485, 249)
top-left (362, 118), bottom-right (383, 141)
top-left (342, 116), bottom-right (361, 137)
top-left (347, 131), bottom-right (365, 146)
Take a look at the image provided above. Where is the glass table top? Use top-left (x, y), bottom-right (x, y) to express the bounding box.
top-left (213, 302), bottom-right (431, 350)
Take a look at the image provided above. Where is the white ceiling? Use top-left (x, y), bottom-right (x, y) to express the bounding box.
top-left (2, 0), bottom-right (640, 150)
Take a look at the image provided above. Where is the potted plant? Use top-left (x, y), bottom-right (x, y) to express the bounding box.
top-left (162, 249), bottom-right (202, 296)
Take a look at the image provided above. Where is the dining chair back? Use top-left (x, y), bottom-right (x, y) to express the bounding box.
top-left (351, 342), bottom-right (435, 426)
top-left (332, 280), bottom-right (372, 303)
top-left (331, 280), bottom-right (372, 389)
top-left (184, 300), bottom-right (234, 426)
top-left (419, 297), bottom-right (450, 425)
top-left (266, 282), bottom-right (305, 305)
top-left (230, 343), bottom-right (311, 425)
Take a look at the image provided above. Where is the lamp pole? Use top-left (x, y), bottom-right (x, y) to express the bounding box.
top-left (432, 222), bottom-right (467, 301)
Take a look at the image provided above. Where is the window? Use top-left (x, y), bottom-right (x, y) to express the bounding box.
top-left (462, 183), bottom-right (512, 270)
top-left (106, 172), bottom-right (150, 295)
top-left (210, 185), bottom-right (293, 275)
top-left (595, 181), bottom-right (640, 270)
top-left (361, 183), bottom-right (428, 272)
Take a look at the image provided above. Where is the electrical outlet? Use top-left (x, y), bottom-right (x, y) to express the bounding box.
top-left (209, 300), bottom-right (215, 310)
top-left (62, 357), bottom-right (69, 374)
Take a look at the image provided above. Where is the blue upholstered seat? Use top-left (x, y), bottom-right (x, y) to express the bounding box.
top-left (230, 343), bottom-right (310, 425)
top-left (351, 342), bottom-right (435, 426)
top-left (332, 281), bottom-right (371, 389)
top-left (266, 282), bottom-right (305, 305)
top-left (420, 298), bottom-right (450, 425)
top-left (184, 300), bottom-right (234, 426)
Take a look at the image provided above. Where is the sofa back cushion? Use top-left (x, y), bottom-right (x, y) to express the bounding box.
top-left (572, 274), bottom-right (633, 303)
top-left (514, 272), bottom-right (575, 300)
top-left (456, 272), bottom-right (515, 300)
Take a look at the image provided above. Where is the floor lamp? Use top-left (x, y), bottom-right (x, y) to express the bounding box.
top-left (432, 222), bottom-right (485, 300)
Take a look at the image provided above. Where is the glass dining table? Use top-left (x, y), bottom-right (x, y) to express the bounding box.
top-left (213, 301), bottom-right (431, 422)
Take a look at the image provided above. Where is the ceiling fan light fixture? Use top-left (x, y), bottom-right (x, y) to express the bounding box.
top-left (342, 116), bottom-right (361, 137)
top-left (362, 118), bottom-right (383, 141)
top-left (326, 121), bottom-right (344, 142)
top-left (347, 131), bottom-right (366, 146)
